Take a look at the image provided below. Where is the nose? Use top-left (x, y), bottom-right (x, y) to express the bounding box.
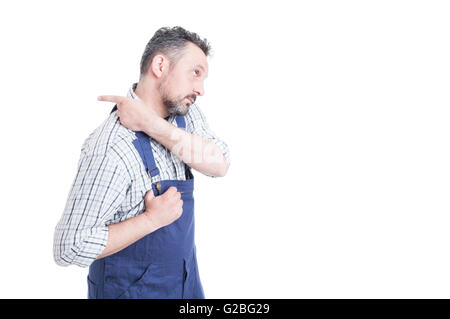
top-left (193, 82), bottom-right (205, 96)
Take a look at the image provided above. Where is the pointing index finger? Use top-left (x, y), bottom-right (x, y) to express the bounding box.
top-left (97, 95), bottom-right (127, 104)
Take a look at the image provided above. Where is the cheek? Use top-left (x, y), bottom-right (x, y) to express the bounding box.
top-left (178, 76), bottom-right (191, 90)
top-left (166, 71), bottom-right (193, 97)
top-left (177, 80), bottom-right (193, 98)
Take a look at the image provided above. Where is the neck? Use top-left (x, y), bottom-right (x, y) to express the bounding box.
top-left (134, 77), bottom-right (169, 118)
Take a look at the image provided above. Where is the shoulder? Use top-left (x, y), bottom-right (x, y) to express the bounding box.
top-left (80, 112), bottom-right (139, 165)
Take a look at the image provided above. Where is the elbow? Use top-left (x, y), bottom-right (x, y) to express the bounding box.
top-left (201, 152), bottom-right (230, 177)
top-left (53, 234), bottom-right (79, 267)
top-left (215, 161), bottom-right (229, 177)
top-left (53, 237), bottom-right (76, 266)
top-left (53, 228), bottom-right (75, 267)
top-left (53, 225), bottom-right (107, 268)
top-left (53, 248), bottom-right (70, 267)
top-left (54, 234), bottom-right (68, 266)
top-left (53, 246), bottom-right (90, 268)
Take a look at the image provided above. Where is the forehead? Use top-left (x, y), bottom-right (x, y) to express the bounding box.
top-left (177, 42), bottom-right (209, 72)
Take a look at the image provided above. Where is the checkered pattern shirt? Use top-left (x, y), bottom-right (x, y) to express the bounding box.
top-left (53, 84), bottom-right (230, 267)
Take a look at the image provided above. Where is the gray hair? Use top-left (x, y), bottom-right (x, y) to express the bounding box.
top-left (140, 26), bottom-right (211, 76)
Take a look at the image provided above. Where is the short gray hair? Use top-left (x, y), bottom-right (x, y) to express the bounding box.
top-left (140, 26), bottom-right (211, 76)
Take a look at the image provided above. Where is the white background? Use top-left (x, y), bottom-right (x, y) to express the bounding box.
top-left (0, 0), bottom-right (449, 298)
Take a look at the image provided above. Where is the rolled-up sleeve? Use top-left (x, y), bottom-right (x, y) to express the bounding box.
top-left (185, 103), bottom-right (231, 168)
top-left (53, 148), bottom-right (129, 267)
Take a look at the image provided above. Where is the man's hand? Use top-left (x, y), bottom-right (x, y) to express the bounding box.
top-left (96, 186), bottom-right (183, 260)
top-left (98, 95), bottom-right (160, 132)
top-left (143, 187), bottom-right (183, 230)
top-left (98, 95), bottom-right (229, 177)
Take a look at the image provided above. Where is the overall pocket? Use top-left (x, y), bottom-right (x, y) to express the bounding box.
top-left (87, 276), bottom-right (97, 299)
top-left (184, 253), bottom-right (205, 299)
top-left (118, 262), bottom-right (183, 299)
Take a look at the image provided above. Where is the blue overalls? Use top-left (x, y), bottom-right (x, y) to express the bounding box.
top-left (87, 115), bottom-right (205, 299)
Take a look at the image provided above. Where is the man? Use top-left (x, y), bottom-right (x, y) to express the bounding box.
top-left (53, 26), bottom-right (230, 299)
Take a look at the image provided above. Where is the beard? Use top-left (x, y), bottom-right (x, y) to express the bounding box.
top-left (163, 96), bottom-right (190, 116)
top-left (159, 77), bottom-right (196, 116)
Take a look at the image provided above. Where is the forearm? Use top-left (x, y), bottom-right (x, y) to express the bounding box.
top-left (146, 118), bottom-right (229, 177)
top-left (96, 213), bottom-right (158, 260)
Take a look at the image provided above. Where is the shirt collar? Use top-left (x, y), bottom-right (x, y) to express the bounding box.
top-left (128, 83), bottom-right (139, 100)
top-left (128, 83), bottom-right (171, 121)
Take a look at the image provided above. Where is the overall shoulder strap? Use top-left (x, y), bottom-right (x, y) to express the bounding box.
top-left (132, 131), bottom-right (160, 179)
top-left (175, 116), bottom-right (194, 179)
top-left (132, 116), bottom-right (189, 184)
top-left (176, 115), bottom-right (186, 129)
top-left (131, 116), bottom-right (184, 178)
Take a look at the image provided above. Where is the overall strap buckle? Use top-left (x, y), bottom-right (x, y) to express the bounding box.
top-left (148, 169), bottom-right (162, 191)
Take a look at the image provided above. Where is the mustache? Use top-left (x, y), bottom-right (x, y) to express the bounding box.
top-left (185, 94), bottom-right (197, 103)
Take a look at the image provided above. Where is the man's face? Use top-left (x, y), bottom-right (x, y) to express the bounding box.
top-left (159, 42), bottom-right (209, 116)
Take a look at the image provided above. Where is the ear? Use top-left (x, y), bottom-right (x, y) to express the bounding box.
top-left (150, 54), bottom-right (170, 78)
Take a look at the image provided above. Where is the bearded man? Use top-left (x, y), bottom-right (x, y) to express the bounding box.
top-left (54, 26), bottom-right (230, 299)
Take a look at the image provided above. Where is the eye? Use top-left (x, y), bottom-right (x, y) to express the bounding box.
top-left (193, 69), bottom-right (200, 77)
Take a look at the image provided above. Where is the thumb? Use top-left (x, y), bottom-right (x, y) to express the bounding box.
top-left (144, 188), bottom-right (155, 202)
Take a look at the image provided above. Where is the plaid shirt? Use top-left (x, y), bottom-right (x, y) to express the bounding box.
top-left (53, 84), bottom-right (230, 267)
